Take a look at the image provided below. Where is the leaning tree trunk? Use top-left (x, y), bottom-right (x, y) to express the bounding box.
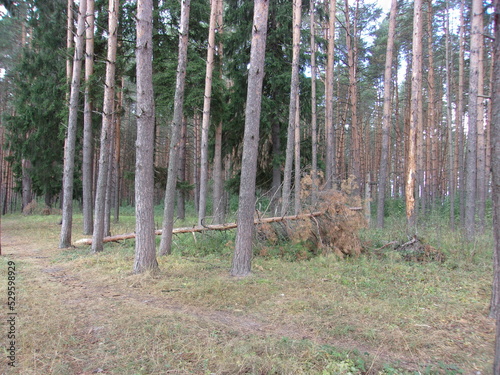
top-left (59, 0), bottom-right (87, 248)
top-left (281, 0), bottom-right (302, 216)
top-left (198, 0), bottom-right (218, 226)
top-left (82, 0), bottom-right (95, 235)
top-left (92, 0), bottom-right (118, 253)
top-left (376, 0), bottom-right (396, 228)
top-left (406, 0), bottom-right (423, 231)
top-left (134, 0), bottom-right (159, 273)
top-left (159, 0), bottom-right (191, 256)
top-left (231, 0), bottom-right (269, 277)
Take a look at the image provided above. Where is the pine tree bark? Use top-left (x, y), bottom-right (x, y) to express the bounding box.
top-left (113, 77), bottom-right (124, 223)
top-left (134, 0), bottom-right (159, 273)
top-left (465, 0), bottom-right (483, 240)
top-left (445, 0), bottom-right (455, 230)
top-left (476, 12), bottom-right (487, 232)
top-left (198, 0), bottom-right (218, 226)
top-left (212, 0), bottom-right (224, 224)
top-left (491, 2), bottom-right (500, 371)
top-left (82, 0), bottom-right (95, 235)
top-left (345, 0), bottom-right (360, 192)
top-left (59, 0), bottom-right (87, 248)
top-left (231, 0), bottom-right (269, 277)
top-left (92, 0), bottom-right (118, 253)
top-left (376, 0), bottom-right (396, 228)
top-left (310, 0), bottom-right (318, 205)
top-left (21, 159), bottom-right (32, 211)
top-left (159, 0), bottom-right (191, 256)
top-left (177, 116), bottom-right (187, 220)
top-left (325, 0), bottom-right (337, 189)
top-left (406, 0), bottom-right (423, 230)
top-left (281, 0), bottom-right (302, 216)
top-left (294, 96), bottom-right (301, 214)
top-left (457, 0), bottom-right (466, 224)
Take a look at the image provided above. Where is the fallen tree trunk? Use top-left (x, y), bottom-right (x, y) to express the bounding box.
top-left (74, 211), bottom-right (325, 246)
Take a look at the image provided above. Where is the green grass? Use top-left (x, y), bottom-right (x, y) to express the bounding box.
top-left (0, 208), bottom-right (496, 374)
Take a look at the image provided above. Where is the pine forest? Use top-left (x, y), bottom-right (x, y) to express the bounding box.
top-left (1, 0), bottom-right (500, 373)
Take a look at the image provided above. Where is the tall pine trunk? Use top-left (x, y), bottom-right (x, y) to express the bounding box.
top-left (457, 0), bottom-right (466, 224)
top-left (445, 0), bottom-right (455, 230)
top-left (92, 0), bottom-right (118, 253)
top-left (490, 2), bottom-right (500, 371)
top-left (212, 0), bottom-right (224, 224)
top-left (406, 0), bottom-right (423, 230)
top-left (310, 0), bottom-right (318, 205)
top-left (83, 0), bottom-right (95, 235)
top-left (59, 0), bottom-right (87, 248)
top-left (465, 0), bottom-right (483, 240)
top-left (376, 0), bottom-right (396, 228)
top-left (325, 0), bottom-right (337, 189)
top-left (198, 0), bottom-right (218, 226)
top-left (281, 0), bottom-right (302, 216)
top-left (231, 0), bottom-right (269, 277)
top-left (134, 0), bottom-right (159, 273)
top-left (159, 0), bottom-right (191, 256)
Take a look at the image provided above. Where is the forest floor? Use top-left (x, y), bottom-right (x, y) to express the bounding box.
top-left (0, 212), bottom-right (496, 374)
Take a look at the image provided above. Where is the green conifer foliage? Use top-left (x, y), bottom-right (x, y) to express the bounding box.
top-left (4, 0), bottom-right (67, 206)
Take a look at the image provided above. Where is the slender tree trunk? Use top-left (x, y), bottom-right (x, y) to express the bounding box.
top-left (159, 0), bottom-right (191, 256)
top-left (346, 0), bottom-right (360, 192)
top-left (134, 0), bottom-right (159, 273)
top-left (59, 0), bottom-right (87, 248)
top-left (465, 0), bottom-right (483, 240)
top-left (294, 96), bottom-right (301, 214)
top-left (424, 0), bottom-right (435, 212)
top-left (325, 0), bottom-right (337, 189)
top-left (310, 0), bottom-right (318, 205)
top-left (114, 76), bottom-right (124, 223)
top-left (231, 0), bottom-right (269, 277)
top-left (281, 0), bottom-right (302, 216)
top-left (104, 115), bottom-right (115, 237)
top-left (477, 15), bottom-right (486, 232)
top-left (66, 0), bottom-right (73, 87)
top-left (491, 2), bottom-right (500, 371)
top-left (445, 0), bottom-right (455, 230)
top-left (198, 0), bottom-right (218, 226)
top-left (177, 116), bottom-right (187, 220)
top-left (457, 0), bottom-right (466, 224)
top-left (193, 113), bottom-right (200, 214)
top-left (376, 0), bottom-right (396, 228)
top-left (271, 120), bottom-right (281, 212)
top-left (92, 0), bottom-right (118, 253)
top-left (21, 159), bottom-right (32, 211)
top-left (406, 0), bottom-right (423, 230)
top-left (83, 0), bottom-right (95, 235)
top-left (212, 0), bottom-right (224, 224)
top-left (213, 120), bottom-right (223, 222)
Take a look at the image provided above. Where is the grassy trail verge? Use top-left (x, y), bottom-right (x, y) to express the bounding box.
top-left (0, 213), bottom-right (496, 374)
